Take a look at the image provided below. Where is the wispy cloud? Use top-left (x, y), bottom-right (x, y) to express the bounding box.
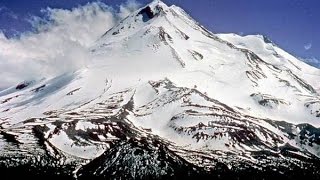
top-left (0, 0), bottom-right (141, 90)
top-left (301, 57), bottom-right (320, 68)
top-left (0, 6), bottom-right (18, 19)
top-left (304, 42), bottom-right (312, 50)
top-left (0, 6), bottom-right (4, 12)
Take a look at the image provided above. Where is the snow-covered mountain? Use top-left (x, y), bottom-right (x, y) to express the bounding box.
top-left (1, 1), bottom-right (320, 179)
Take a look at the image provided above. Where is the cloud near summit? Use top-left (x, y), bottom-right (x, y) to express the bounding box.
top-left (0, 0), bottom-right (141, 90)
top-left (304, 42), bottom-right (312, 50)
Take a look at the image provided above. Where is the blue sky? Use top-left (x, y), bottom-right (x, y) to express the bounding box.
top-left (0, 0), bottom-right (319, 61)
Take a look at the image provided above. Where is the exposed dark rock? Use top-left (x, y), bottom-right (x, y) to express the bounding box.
top-left (66, 88), bottom-right (81, 95)
top-left (138, 6), bottom-right (155, 22)
top-left (1, 95), bottom-right (19, 104)
top-left (31, 84), bottom-right (46, 92)
top-left (16, 82), bottom-right (30, 90)
top-left (0, 131), bottom-right (21, 144)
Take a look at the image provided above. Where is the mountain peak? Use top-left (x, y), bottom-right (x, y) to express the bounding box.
top-left (148, 0), bottom-right (166, 6)
top-left (144, 0), bottom-right (169, 12)
top-left (98, 0), bottom-right (177, 38)
top-left (137, 0), bottom-right (168, 22)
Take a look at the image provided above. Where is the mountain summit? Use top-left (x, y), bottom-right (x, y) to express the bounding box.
top-left (1, 1), bottom-right (320, 179)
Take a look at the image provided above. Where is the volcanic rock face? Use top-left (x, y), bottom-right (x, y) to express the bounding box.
top-left (1, 0), bottom-right (320, 179)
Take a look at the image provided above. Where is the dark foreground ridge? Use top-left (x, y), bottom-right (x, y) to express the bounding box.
top-left (1, 137), bottom-right (320, 180)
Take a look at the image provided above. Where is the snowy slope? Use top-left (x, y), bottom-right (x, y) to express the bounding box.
top-left (217, 33), bottom-right (320, 92)
top-left (1, 0), bottom-right (320, 178)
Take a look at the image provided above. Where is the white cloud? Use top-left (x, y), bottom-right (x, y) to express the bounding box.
top-left (304, 42), bottom-right (312, 50)
top-left (118, 0), bottom-right (142, 19)
top-left (0, 1), bottom-right (141, 90)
